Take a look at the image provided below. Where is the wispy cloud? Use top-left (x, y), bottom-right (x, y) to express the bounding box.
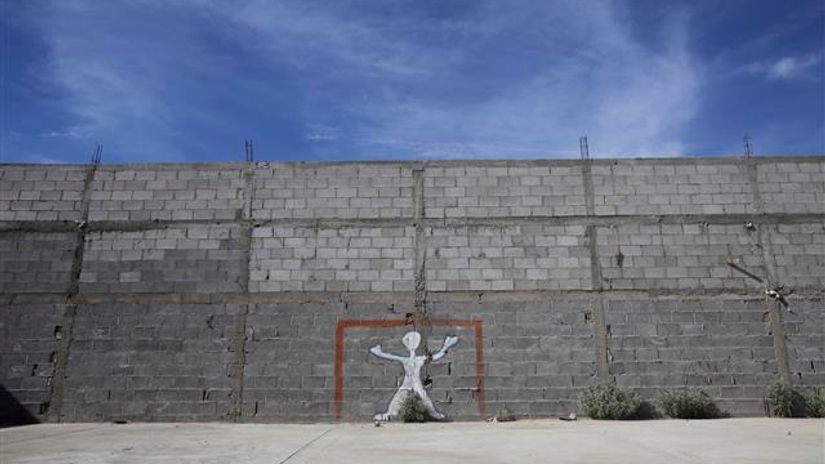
top-left (305, 124), bottom-right (340, 141)
top-left (748, 53), bottom-right (822, 81)
top-left (211, 0), bottom-right (701, 158)
top-left (38, 129), bottom-right (83, 138)
top-left (18, 153), bottom-right (74, 164)
top-left (23, 0), bottom-right (702, 160)
top-left (23, 1), bottom-right (220, 161)
top-left (221, 0), bottom-right (443, 78)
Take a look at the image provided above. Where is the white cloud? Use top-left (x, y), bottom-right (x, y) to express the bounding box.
top-left (26, 0), bottom-right (703, 160)
top-left (211, 0), bottom-right (701, 158)
top-left (38, 129), bottom-right (83, 138)
top-left (19, 153), bottom-right (75, 164)
top-left (305, 124), bottom-right (340, 141)
top-left (24, 1), bottom-right (213, 161)
top-left (749, 54), bottom-right (822, 81)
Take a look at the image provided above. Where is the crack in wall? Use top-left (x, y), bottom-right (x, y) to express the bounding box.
top-left (46, 159), bottom-right (99, 422)
top-left (745, 159), bottom-right (792, 384)
top-left (413, 168), bottom-right (427, 313)
top-left (229, 161), bottom-right (255, 421)
top-left (581, 159), bottom-right (610, 381)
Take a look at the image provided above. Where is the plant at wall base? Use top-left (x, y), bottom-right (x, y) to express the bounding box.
top-left (400, 394), bottom-right (430, 423)
top-left (767, 383), bottom-right (807, 418)
top-left (578, 382), bottom-right (642, 420)
top-left (656, 389), bottom-right (725, 419)
top-left (805, 389), bottom-right (825, 418)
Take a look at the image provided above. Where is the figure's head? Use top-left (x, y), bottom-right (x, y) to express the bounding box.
top-left (401, 331), bottom-right (421, 351)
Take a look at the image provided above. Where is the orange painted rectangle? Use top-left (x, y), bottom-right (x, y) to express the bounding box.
top-left (333, 318), bottom-right (486, 420)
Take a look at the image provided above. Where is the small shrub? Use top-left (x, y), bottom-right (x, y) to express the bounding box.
top-left (805, 389), bottom-right (825, 418)
top-left (400, 394), bottom-right (430, 423)
top-left (656, 389), bottom-right (723, 419)
top-left (767, 383), bottom-right (807, 418)
top-left (578, 382), bottom-right (641, 420)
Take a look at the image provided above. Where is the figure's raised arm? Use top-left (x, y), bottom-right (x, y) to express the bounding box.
top-left (369, 344), bottom-right (404, 362)
top-left (430, 335), bottom-right (459, 362)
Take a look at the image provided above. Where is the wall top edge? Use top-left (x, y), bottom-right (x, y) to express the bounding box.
top-left (1, 155), bottom-right (824, 171)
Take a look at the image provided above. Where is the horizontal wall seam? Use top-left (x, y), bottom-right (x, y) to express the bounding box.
top-left (3, 289), bottom-right (822, 305)
top-left (2, 212), bottom-right (824, 234)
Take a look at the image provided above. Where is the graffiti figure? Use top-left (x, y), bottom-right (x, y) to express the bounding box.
top-left (369, 331), bottom-right (459, 421)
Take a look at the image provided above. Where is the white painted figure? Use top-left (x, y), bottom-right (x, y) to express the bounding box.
top-left (369, 331), bottom-right (459, 421)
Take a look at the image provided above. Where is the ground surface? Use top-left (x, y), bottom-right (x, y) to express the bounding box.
top-left (1, 418), bottom-right (823, 464)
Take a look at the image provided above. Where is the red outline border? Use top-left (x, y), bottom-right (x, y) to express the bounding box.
top-left (334, 318), bottom-right (486, 420)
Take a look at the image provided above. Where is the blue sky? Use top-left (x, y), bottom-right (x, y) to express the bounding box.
top-left (1, 0), bottom-right (823, 164)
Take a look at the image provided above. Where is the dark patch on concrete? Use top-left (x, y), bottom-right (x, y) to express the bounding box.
top-left (0, 386), bottom-right (39, 428)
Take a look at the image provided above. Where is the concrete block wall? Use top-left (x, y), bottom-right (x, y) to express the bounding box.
top-left (0, 305), bottom-right (64, 421)
top-left (427, 299), bottom-right (596, 418)
top-left (590, 162), bottom-right (754, 215)
top-left (244, 302), bottom-right (397, 421)
top-left (595, 223), bottom-right (759, 290)
top-left (252, 164), bottom-right (414, 219)
top-left (250, 226), bottom-right (416, 292)
top-left (244, 299), bottom-right (593, 421)
top-left (88, 167), bottom-right (245, 221)
top-left (0, 233), bottom-right (77, 294)
top-left (425, 224), bottom-right (592, 291)
top-left (1, 156), bottom-right (823, 424)
top-left (0, 167), bottom-right (87, 221)
top-left (758, 161), bottom-right (825, 214)
top-left (80, 225), bottom-right (247, 294)
top-left (423, 165), bottom-right (586, 218)
top-left (62, 304), bottom-right (237, 421)
top-left (605, 299), bottom-right (777, 415)
top-left (784, 300), bottom-right (825, 386)
top-left (769, 223), bottom-right (825, 288)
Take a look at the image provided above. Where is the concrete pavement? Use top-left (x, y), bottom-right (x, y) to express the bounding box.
top-left (2, 418), bottom-right (823, 464)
